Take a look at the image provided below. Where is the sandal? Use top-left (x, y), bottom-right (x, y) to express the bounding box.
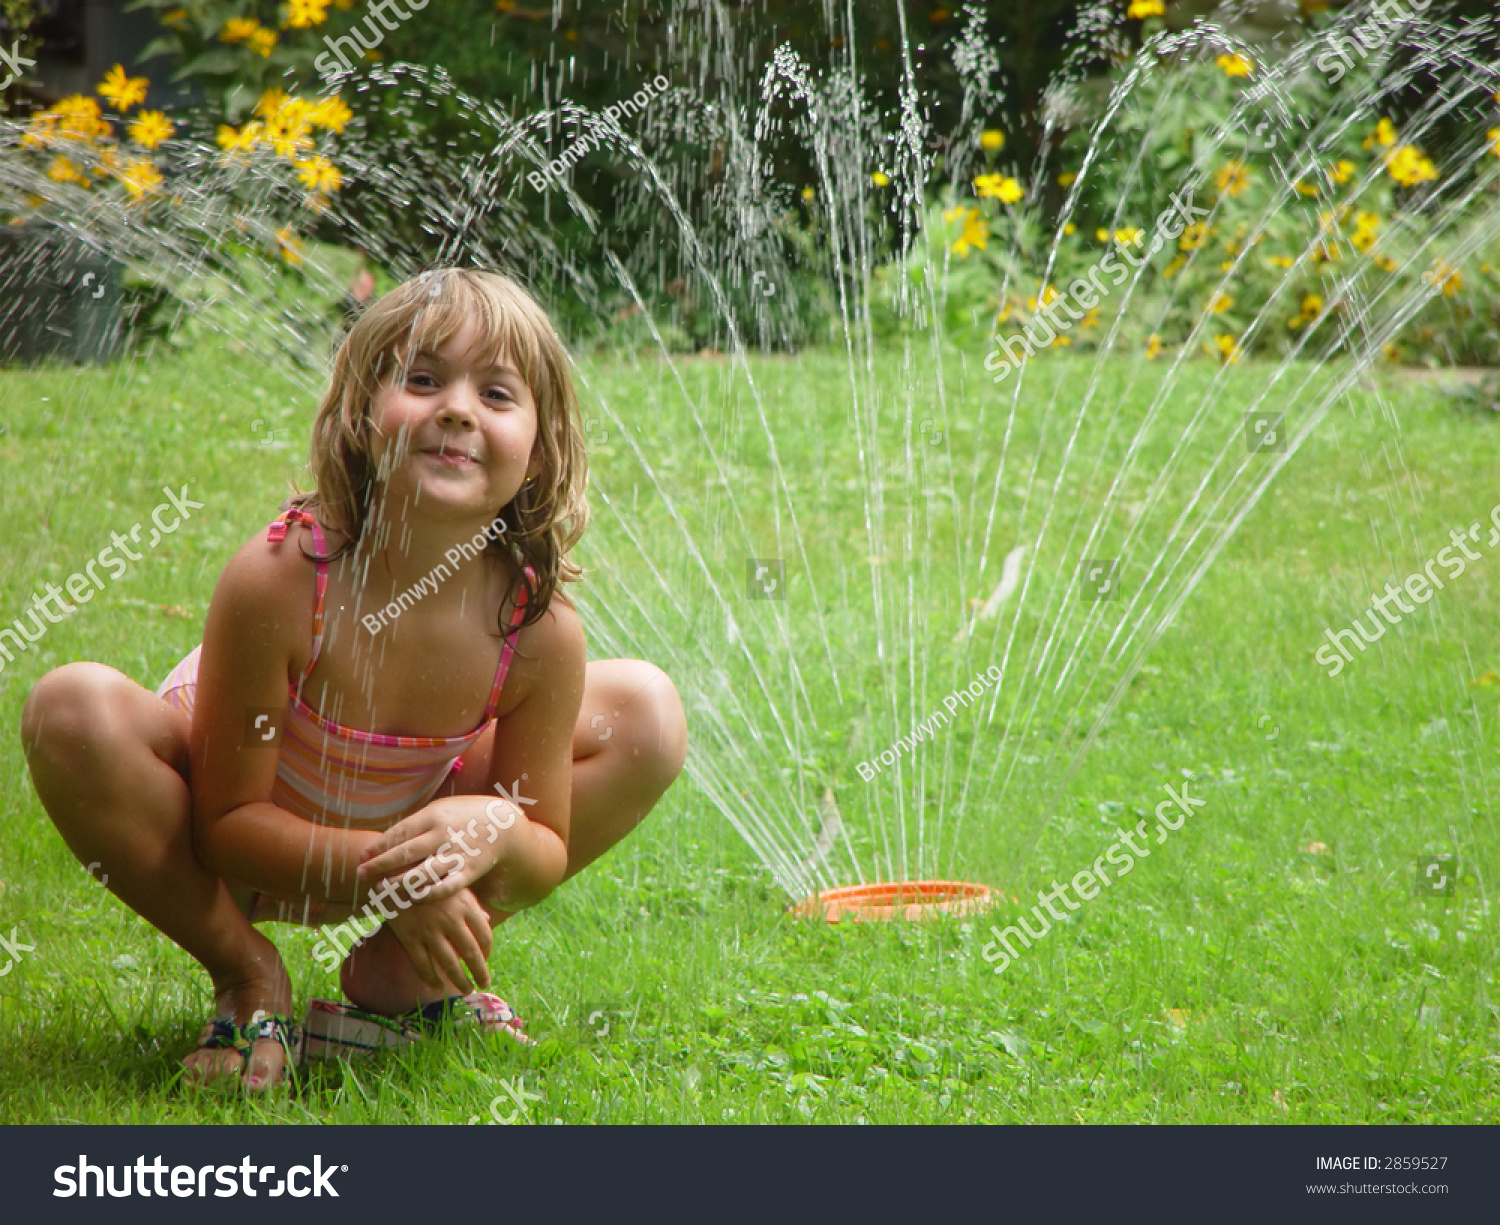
top-left (191, 1011), bottom-right (303, 1084)
top-left (301, 992), bottom-right (530, 1061)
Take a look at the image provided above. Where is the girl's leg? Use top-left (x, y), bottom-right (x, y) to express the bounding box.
top-left (20, 662), bottom-right (293, 1089)
top-left (340, 659), bottom-right (688, 1012)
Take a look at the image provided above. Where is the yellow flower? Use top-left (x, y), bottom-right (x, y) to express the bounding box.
top-left (1350, 210), bottom-right (1379, 252)
top-left (220, 16), bottom-right (260, 43)
top-left (1128, 0), bottom-right (1165, 17)
top-left (1382, 342), bottom-right (1401, 362)
top-left (1372, 252), bottom-right (1398, 272)
top-left (1366, 117), bottom-right (1397, 149)
top-left (248, 27), bottom-right (278, 56)
top-left (1144, 333), bottom-right (1162, 359)
top-left (1215, 53), bottom-right (1253, 78)
top-left (1063, 221), bottom-right (1076, 234)
top-left (947, 206), bottom-right (988, 258)
top-left (1293, 180), bottom-right (1318, 196)
top-left (872, 171), bottom-right (890, 187)
top-left (163, 7), bottom-right (188, 22)
top-left (975, 173), bottom-right (1023, 203)
top-left (1209, 333), bottom-right (1242, 363)
top-left (1163, 255), bottom-right (1186, 278)
top-left (1300, 293), bottom-right (1324, 316)
top-left (97, 64), bottom-right (149, 112)
top-left (1052, 333), bottom-right (1072, 347)
top-left (979, 129), bottom-right (1005, 151)
top-left (117, 158), bottom-right (164, 200)
top-left (1208, 291), bottom-right (1233, 314)
top-left (274, 225), bottom-right (304, 265)
top-left (285, 0), bottom-right (331, 28)
top-left (55, 94), bottom-right (103, 118)
top-left (262, 96), bottom-right (315, 158)
top-left (91, 147), bottom-right (122, 178)
top-left (45, 155), bottom-right (90, 186)
top-left (1178, 222), bottom-right (1208, 251)
top-left (1487, 128), bottom-right (1500, 158)
top-left (216, 122), bottom-right (264, 153)
top-left (1096, 228), bottom-right (1109, 243)
top-left (1114, 227), bottom-right (1142, 245)
top-left (1215, 159), bottom-right (1250, 198)
top-left (1385, 144), bottom-right (1437, 187)
top-left (307, 95), bottom-right (353, 133)
top-left (19, 116), bottom-right (54, 150)
top-left (1425, 260), bottom-right (1462, 297)
top-left (1057, 171), bottom-right (1076, 187)
top-left (255, 88), bottom-right (291, 118)
top-left (1329, 158), bottom-right (1356, 184)
top-left (294, 155), bottom-right (343, 193)
top-left (801, 187), bottom-right (814, 200)
top-left (127, 110), bottom-right (174, 150)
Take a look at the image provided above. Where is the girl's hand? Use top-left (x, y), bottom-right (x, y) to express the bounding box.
top-left (357, 799), bottom-right (515, 903)
top-left (386, 887), bottom-right (493, 994)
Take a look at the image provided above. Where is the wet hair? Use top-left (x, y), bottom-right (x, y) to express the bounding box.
top-left (285, 268), bottom-right (589, 632)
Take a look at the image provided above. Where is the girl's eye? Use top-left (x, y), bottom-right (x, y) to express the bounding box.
top-left (483, 388), bottom-right (513, 404)
top-left (408, 372), bottom-right (438, 388)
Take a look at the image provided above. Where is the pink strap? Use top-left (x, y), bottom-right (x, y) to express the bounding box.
top-left (268, 509), bottom-right (330, 693)
top-left (484, 566), bottom-right (534, 721)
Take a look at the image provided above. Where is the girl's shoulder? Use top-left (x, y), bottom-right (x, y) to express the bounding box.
top-left (501, 577), bottom-right (585, 700)
top-left (211, 512), bottom-right (333, 627)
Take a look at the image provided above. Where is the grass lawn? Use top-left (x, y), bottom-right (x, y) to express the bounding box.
top-left (0, 339), bottom-right (1496, 1123)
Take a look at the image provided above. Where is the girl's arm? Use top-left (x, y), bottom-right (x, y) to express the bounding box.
top-left (358, 597), bottom-right (585, 910)
top-left (189, 531), bottom-right (380, 906)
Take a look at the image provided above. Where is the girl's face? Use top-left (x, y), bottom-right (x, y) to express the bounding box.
top-left (368, 316), bottom-right (541, 523)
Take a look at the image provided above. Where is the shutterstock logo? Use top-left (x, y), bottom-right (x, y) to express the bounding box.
top-left (54, 1155), bottom-right (345, 1197)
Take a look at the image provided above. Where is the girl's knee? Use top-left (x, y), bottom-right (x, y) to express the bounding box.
top-left (621, 664), bottom-right (688, 785)
top-left (21, 662), bottom-right (126, 759)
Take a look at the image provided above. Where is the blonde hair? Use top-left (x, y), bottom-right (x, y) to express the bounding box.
top-left (286, 268), bottom-right (589, 631)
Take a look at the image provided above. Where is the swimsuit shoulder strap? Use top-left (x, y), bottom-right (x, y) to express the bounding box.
top-left (267, 509), bottom-right (331, 692)
top-left (483, 565), bottom-right (536, 722)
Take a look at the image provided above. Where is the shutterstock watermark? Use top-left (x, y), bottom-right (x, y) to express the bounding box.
top-left (0, 925), bottom-right (36, 976)
top-left (54, 1155), bottom-right (344, 1198)
top-left (314, 0), bottom-right (427, 80)
top-left (0, 484), bottom-right (203, 678)
top-left (311, 777), bottom-right (534, 970)
top-left (983, 189), bottom-right (1209, 384)
top-left (527, 75), bottom-right (670, 193)
top-left (0, 40), bottom-right (36, 90)
top-left (1313, 0), bottom-right (1435, 85)
top-left (981, 775), bottom-right (1207, 973)
top-left (856, 666), bottom-right (1001, 781)
top-left (361, 514), bottom-right (507, 636)
top-left (1314, 505), bottom-right (1500, 678)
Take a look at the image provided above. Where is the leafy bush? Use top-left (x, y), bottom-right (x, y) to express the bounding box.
top-left (891, 24), bottom-right (1500, 369)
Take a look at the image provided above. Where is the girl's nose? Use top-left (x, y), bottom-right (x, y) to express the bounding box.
top-left (436, 385), bottom-right (480, 428)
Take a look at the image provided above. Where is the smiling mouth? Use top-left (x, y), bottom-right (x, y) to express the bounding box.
top-left (418, 447), bottom-right (481, 465)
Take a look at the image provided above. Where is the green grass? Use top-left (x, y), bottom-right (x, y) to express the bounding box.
top-left (0, 341), bottom-right (1497, 1123)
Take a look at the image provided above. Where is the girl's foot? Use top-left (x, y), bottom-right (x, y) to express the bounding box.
top-left (181, 933), bottom-right (294, 1092)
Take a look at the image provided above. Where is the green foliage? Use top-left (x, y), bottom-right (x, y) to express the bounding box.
top-left (126, 0), bottom-right (339, 115)
top-left (901, 39), bottom-right (1500, 369)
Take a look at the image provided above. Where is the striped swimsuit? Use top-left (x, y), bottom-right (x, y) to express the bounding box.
top-left (156, 508), bottom-right (529, 924)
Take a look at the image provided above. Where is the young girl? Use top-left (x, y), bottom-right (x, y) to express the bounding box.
top-left (21, 268), bottom-right (688, 1091)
